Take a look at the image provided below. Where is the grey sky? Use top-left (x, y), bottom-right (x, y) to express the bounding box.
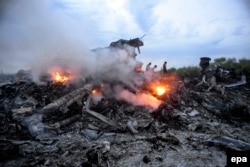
top-left (0, 0), bottom-right (250, 73)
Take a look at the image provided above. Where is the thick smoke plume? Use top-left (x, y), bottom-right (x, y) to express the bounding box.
top-left (116, 87), bottom-right (162, 109)
top-left (0, 0), bottom-right (90, 76)
top-left (0, 0), bottom-right (137, 82)
top-left (0, 0), bottom-right (158, 108)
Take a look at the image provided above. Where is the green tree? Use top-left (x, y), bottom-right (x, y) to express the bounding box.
top-left (168, 67), bottom-right (176, 74)
top-left (238, 58), bottom-right (250, 74)
top-left (213, 57), bottom-right (226, 65)
top-left (176, 66), bottom-right (200, 78)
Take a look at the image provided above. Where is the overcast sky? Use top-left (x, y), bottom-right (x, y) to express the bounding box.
top-left (1, 0), bottom-right (250, 73)
top-left (60, 0), bottom-right (250, 68)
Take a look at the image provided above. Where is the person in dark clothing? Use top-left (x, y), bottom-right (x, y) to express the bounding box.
top-left (163, 61), bottom-right (167, 74)
top-left (146, 62), bottom-right (151, 71)
top-left (153, 65), bottom-right (157, 70)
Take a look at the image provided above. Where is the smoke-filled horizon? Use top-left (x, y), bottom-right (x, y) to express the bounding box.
top-left (0, 0), bottom-right (162, 109)
top-left (0, 0), bottom-right (90, 74)
top-left (0, 0), bottom-right (138, 81)
top-left (2, 0), bottom-right (250, 75)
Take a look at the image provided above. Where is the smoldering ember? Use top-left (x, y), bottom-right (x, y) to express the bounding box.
top-left (0, 38), bottom-right (250, 167)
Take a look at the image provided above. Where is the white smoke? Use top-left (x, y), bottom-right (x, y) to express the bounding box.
top-left (0, 0), bottom-right (139, 83)
top-left (0, 0), bottom-right (158, 108)
top-left (115, 86), bottom-right (162, 109)
top-left (0, 0), bottom-right (90, 76)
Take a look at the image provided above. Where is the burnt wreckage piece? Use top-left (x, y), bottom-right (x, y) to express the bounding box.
top-left (199, 57), bottom-right (211, 73)
top-left (109, 36), bottom-right (144, 57)
top-left (196, 57), bottom-right (211, 86)
top-left (19, 85), bottom-right (91, 139)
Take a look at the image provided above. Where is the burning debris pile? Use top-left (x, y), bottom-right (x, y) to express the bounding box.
top-left (1, 39), bottom-right (250, 167)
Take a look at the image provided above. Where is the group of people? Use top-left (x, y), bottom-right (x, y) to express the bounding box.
top-left (145, 61), bottom-right (168, 73)
top-left (146, 62), bottom-right (157, 71)
top-left (144, 61), bottom-right (168, 81)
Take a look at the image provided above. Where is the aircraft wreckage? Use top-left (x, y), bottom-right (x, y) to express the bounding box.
top-left (0, 37), bottom-right (249, 167)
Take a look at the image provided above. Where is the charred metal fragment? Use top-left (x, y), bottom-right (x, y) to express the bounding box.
top-left (83, 94), bottom-right (121, 129)
top-left (41, 85), bottom-right (91, 115)
top-left (206, 136), bottom-right (250, 151)
top-left (51, 114), bottom-right (81, 129)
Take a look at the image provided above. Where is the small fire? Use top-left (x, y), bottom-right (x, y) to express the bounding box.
top-left (147, 74), bottom-right (178, 97)
top-left (155, 86), bottom-right (166, 96)
top-left (92, 84), bottom-right (104, 95)
top-left (117, 89), bottom-right (162, 109)
top-left (92, 89), bottom-right (98, 95)
top-left (48, 67), bottom-right (73, 83)
top-left (150, 84), bottom-right (169, 97)
top-left (55, 72), bottom-right (69, 83)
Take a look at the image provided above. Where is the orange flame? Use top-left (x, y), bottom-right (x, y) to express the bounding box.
top-left (147, 74), bottom-right (178, 97)
top-left (118, 90), bottom-right (162, 109)
top-left (92, 84), bottom-right (104, 95)
top-left (155, 86), bottom-right (166, 96)
top-left (54, 72), bottom-right (69, 83)
top-left (150, 83), bottom-right (170, 97)
top-left (48, 67), bottom-right (73, 83)
top-left (92, 89), bottom-right (98, 95)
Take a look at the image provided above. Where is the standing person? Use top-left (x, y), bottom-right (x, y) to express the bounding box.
top-left (145, 64), bottom-right (156, 81)
top-left (163, 61), bottom-right (167, 74)
top-left (146, 62), bottom-right (151, 71)
top-left (153, 65), bottom-right (157, 79)
top-left (153, 65), bottom-right (157, 71)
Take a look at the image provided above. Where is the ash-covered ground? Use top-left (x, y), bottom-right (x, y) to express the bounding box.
top-left (0, 71), bottom-right (250, 167)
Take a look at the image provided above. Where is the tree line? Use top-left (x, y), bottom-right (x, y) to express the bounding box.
top-left (167, 57), bottom-right (250, 79)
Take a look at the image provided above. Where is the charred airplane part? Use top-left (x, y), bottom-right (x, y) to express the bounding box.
top-left (110, 36), bottom-right (144, 57)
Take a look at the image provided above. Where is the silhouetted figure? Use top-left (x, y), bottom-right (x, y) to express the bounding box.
top-left (163, 61), bottom-right (167, 74)
top-left (153, 65), bottom-right (157, 70)
top-left (145, 65), bottom-right (157, 81)
top-left (146, 62), bottom-right (151, 71)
